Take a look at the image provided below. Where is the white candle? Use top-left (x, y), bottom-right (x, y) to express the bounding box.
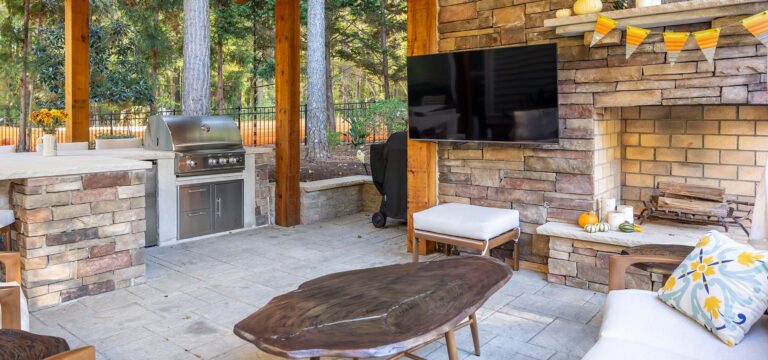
top-left (601, 198), bottom-right (617, 220)
top-left (617, 205), bottom-right (634, 223)
top-left (608, 212), bottom-right (626, 230)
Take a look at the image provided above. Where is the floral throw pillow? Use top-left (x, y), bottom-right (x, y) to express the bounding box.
top-left (657, 231), bottom-right (768, 346)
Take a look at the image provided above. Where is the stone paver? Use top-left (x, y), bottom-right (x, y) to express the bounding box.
top-left (30, 213), bottom-right (602, 359)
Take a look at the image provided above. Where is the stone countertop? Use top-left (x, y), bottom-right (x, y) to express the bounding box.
top-left (301, 175), bottom-right (373, 192)
top-left (536, 221), bottom-right (715, 248)
top-left (0, 154), bottom-right (152, 180)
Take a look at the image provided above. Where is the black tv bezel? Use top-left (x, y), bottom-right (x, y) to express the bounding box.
top-left (406, 43), bottom-right (560, 145)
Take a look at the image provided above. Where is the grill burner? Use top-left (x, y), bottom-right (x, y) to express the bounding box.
top-left (144, 115), bottom-right (246, 176)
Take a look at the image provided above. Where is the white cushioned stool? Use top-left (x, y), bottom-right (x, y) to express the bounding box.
top-left (412, 203), bottom-right (521, 270)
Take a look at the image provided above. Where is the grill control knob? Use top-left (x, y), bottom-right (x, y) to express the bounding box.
top-left (219, 157), bottom-right (229, 165)
top-left (208, 158), bottom-right (218, 166)
top-left (186, 160), bottom-right (197, 168)
top-left (229, 157), bottom-right (239, 164)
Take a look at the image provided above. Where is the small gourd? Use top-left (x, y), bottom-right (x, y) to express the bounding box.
top-left (618, 221), bottom-right (636, 233)
top-left (578, 211), bottom-right (599, 228)
top-left (596, 222), bottom-right (610, 232)
top-left (555, 8), bottom-right (572, 18)
top-left (584, 224), bottom-right (598, 233)
top-left (573, 0), bottom-right (603, 15)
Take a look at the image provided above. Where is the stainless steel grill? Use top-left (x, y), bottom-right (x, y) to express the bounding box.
top-left (144, 115), bottom-right (246, 176)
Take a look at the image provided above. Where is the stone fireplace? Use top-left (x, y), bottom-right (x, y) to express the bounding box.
top-left (434, 0), bottom-right (768, 283)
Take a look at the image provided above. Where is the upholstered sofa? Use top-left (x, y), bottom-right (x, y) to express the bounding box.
top-left (583, 253), bottom-right (768, 360)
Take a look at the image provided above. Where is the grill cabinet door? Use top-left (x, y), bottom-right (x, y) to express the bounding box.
top-left (214, 180), bottom-right (244, 233)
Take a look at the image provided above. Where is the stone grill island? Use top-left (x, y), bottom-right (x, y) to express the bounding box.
top-left (0, 147), bottom-right (271, 310)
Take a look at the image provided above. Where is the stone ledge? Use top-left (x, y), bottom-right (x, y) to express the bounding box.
top-left (544, 0), bottom-right (765, 36)
top-left (536, 221), bottom-right (708, 248)
top-left (300, 175), bottom-right (373, 193)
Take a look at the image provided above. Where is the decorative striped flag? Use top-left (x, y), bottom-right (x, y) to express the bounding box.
top-left (741, 11), bottom-right (768, 47)
top-left (663, 32), bottom-right (690, 64)
top-left (693, 28), bottom-right (721, 65)
top-left (625, 26), bottom-right (651, 59)
top-left (591, 16), bottom-right (618, 47)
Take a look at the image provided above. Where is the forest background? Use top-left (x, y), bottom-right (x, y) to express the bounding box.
top-left (0, 0), bottom-right (408, 150)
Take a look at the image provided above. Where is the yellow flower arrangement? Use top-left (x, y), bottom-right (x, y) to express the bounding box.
top-left (30, 109), bottom-right (69, 135)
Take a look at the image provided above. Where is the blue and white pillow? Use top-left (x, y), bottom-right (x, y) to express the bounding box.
top-left (657, 231), bottom-right (768, 346)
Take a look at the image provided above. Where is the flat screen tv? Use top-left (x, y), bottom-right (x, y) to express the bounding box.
top-left (407, 44), bottom-right (559, 143)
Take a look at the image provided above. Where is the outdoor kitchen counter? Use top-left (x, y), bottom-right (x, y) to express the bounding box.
top-left (0, 152), bottom-right (153, 180)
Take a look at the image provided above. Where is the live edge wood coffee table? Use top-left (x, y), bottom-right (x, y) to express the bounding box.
top-left (234, 256), bottom-right (512, 360)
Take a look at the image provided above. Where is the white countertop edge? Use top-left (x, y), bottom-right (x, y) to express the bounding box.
top-left (0, 155), bottom-right (152, 180)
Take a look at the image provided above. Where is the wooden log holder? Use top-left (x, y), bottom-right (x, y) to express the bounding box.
top-left (638, 181), bottom-right (753, 235)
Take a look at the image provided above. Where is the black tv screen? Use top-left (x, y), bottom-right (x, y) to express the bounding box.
top-left (407, 44), bottom-right (559, 143)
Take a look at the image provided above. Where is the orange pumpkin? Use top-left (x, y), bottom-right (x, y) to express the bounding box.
top-left (578, 212), bottom-right (599, 228)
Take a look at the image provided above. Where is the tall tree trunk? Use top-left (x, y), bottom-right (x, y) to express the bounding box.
top-left (306, 0), bottom-right (329, 160)
top-left (379, 0), bottom-right (390, 100)
top-left (149, 10), bottom-right (160, 114)
top-left (183, 0), bottom-right (211, 116)
top-left (150, 50), bottom-right (158, 114)
top-left (324, 13), bottom-right (335, 133)
top-left (18, 0), bottom-right (30, 151)
top-left (217, 35), bottom-right (224, 114)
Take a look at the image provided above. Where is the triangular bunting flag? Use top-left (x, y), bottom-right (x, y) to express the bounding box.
top-left (693, 28), bottom-right (720, 65)
top-left (625, 26), bottom-right (651, 59)
top-left (591, 16), bottom-right (618, 47)
top-left (663, 32), bottom-right (690, 64)
top-left (741, 11), bottom-right (768, 47)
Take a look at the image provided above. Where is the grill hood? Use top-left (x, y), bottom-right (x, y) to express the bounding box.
top-left (144, 115), bottom-right (244, 152)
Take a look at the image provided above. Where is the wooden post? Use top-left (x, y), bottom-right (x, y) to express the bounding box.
top-left (274, 0), bottom-right (301, 227)
top-left (64, 0), bottom-right (90, 143)
top-left (406, 0), bottom-right (438, 255)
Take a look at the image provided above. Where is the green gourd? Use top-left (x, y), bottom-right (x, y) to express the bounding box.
top-left (619, 222), bottom-right (636, 233)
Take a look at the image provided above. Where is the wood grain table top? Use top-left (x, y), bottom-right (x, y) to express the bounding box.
top-left (233, 256), bottom-right (513, 359)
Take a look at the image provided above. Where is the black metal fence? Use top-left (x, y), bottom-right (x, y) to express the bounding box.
top-left (0, 101), bottom-right (397, 150)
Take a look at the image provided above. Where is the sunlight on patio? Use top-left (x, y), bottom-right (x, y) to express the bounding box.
top-left (29, 213), bottom-right (600, 360)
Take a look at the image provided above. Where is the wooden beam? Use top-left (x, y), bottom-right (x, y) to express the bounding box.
top-left (274, 0), bottom-right (301, 227)
top-left (406, 0), bottom-right (438, 255)
top-left (65, 0), bottom-right (89, 143)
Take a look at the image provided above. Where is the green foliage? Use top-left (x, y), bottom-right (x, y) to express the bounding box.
top-left (342, 107), bottom-right (373, 146)
top-left (33, 17), bottom-right (153, 109)
top-left (327, 129), bottom-right (342, 147)
top-left (96, 133), bottom-right (136, 139)
top-left (368, 99), bottom-right (406, 133)
top-left (341, 99), bottom-right (406, 146)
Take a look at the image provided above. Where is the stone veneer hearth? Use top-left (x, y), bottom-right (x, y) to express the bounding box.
top-left (11, 171), bottom-right (147, 310)
top-left (434, 0), bottom-right (767, 273)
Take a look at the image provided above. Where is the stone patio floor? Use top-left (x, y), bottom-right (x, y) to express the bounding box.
top-left (29, 213), bottom-right (603, 360)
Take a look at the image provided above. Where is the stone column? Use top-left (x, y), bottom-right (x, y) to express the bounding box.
top-left (11, 171), bottom-right (147, 310)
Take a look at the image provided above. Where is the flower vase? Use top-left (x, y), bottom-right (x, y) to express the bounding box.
top-left (42, 134), bottom-right (57, 157)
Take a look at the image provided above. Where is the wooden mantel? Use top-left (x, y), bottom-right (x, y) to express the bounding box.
top-left (544, 0), bottom-right (767, 36)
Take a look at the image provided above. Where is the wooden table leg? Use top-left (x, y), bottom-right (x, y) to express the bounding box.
top-left (412, 236), bottom-right (420, 263)
top-left (469, 313), bottom-right (480, 356)
top-left (445, 329), bottom-right (458, 360)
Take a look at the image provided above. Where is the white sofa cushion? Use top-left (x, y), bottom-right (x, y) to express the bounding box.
top-left (593, 289), bottom-right (768, 360)
top-left (583, 337), bottom-right (695, 360)
top-left (412, 203), bottom-right (519, 241)
top-left (0, 210), bottom-right (14, 227)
